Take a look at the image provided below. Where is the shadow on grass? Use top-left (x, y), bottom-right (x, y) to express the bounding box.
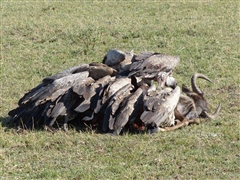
top-left (0, 116), bottom-right (10, 127)
top-left (0, 116), bottom-right (87, 132)
top-left (0, 114), bottom-right (97, 132)
top-left (0, 115), bottom-right (145, 135)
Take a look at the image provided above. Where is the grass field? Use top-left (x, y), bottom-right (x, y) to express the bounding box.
top-left (1, 1), bottom-right (239, 179)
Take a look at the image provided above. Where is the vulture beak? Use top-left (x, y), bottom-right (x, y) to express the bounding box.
top-left (158, 79), bottom-right (166, 89)
top-left (156, 73), bottom-right (167, 89)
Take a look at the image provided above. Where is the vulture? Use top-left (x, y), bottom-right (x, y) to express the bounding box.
top-left (7, 49), bottom-right (221, 134)
top-left (128, 52), bottom-right (180, 88)
top-left (140, 85), bottom-right (181, 134)
top-left (101, 77), bottom-right (132, 132)
top-left (112, 86), bottom-right (144, 135)
top-left (8, 62), bottom-right (117, 129)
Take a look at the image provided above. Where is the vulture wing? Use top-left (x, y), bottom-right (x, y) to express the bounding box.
top-left (129, 52), bottom-right (180, 88)
top-left (81, 75), bottom-right (114, 121)
top-left (8, 66), bottom-right (90, 128)
top-left (141, 86), bottom-right (181, 129)
top-left (18, 71), bottom-right (89, 106)
top-left (113, 87), bottom-right (144, 135)
top-left (129, 52), bottom-right (180, 78)
top-left (42, 64), bottom-right (89, 84)
top-left (101, 81), bottom-right (132, 132)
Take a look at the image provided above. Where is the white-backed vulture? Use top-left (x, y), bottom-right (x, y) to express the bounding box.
top-left (141, 86), bottom-right (181, 133)
top-left (128, 52), bottom-right (180, 88)
top-left (113, 87), bottom-right (144, 135)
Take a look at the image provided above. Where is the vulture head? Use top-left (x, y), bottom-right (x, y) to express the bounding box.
top-left (102, 49), bottom-right (134, 75)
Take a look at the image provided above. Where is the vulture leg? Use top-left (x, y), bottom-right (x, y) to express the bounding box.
top-left (63, 120), bottom-right (68, 132)
top-left (174, 108), bottom-right (185, 122)
top-left (49, 117), bottom-right (57, 127)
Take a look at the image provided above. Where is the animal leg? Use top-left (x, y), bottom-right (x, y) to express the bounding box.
top-left (188, 118), bottom-right (200, 125)
top-left (63, 123), bottom-right (68, 131)
top-left (62, 116), bottom-right (69, 131)
top-left (159, 118), bottom-right (201, 132)
top-left (174, 108), bottom-right (185, 121)
top-left (148, 118), bottom-right (189, 133)
top-left (159, 118), bottom-right (189, 132)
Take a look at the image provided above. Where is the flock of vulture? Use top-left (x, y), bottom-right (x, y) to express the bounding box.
top-left (7, 49), bottom-right (221, 135)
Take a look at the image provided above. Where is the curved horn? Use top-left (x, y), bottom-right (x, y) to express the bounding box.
top-left (191, 73), bottom-right (213, 95)
top-left (204, 103), bottom-right (221, 120)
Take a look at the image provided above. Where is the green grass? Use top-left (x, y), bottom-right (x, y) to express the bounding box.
top-left (1, 1), bottom-right (239, 179)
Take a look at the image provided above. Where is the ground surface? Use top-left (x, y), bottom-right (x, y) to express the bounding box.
top-left (1, 1), bottom-right (239, 179)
